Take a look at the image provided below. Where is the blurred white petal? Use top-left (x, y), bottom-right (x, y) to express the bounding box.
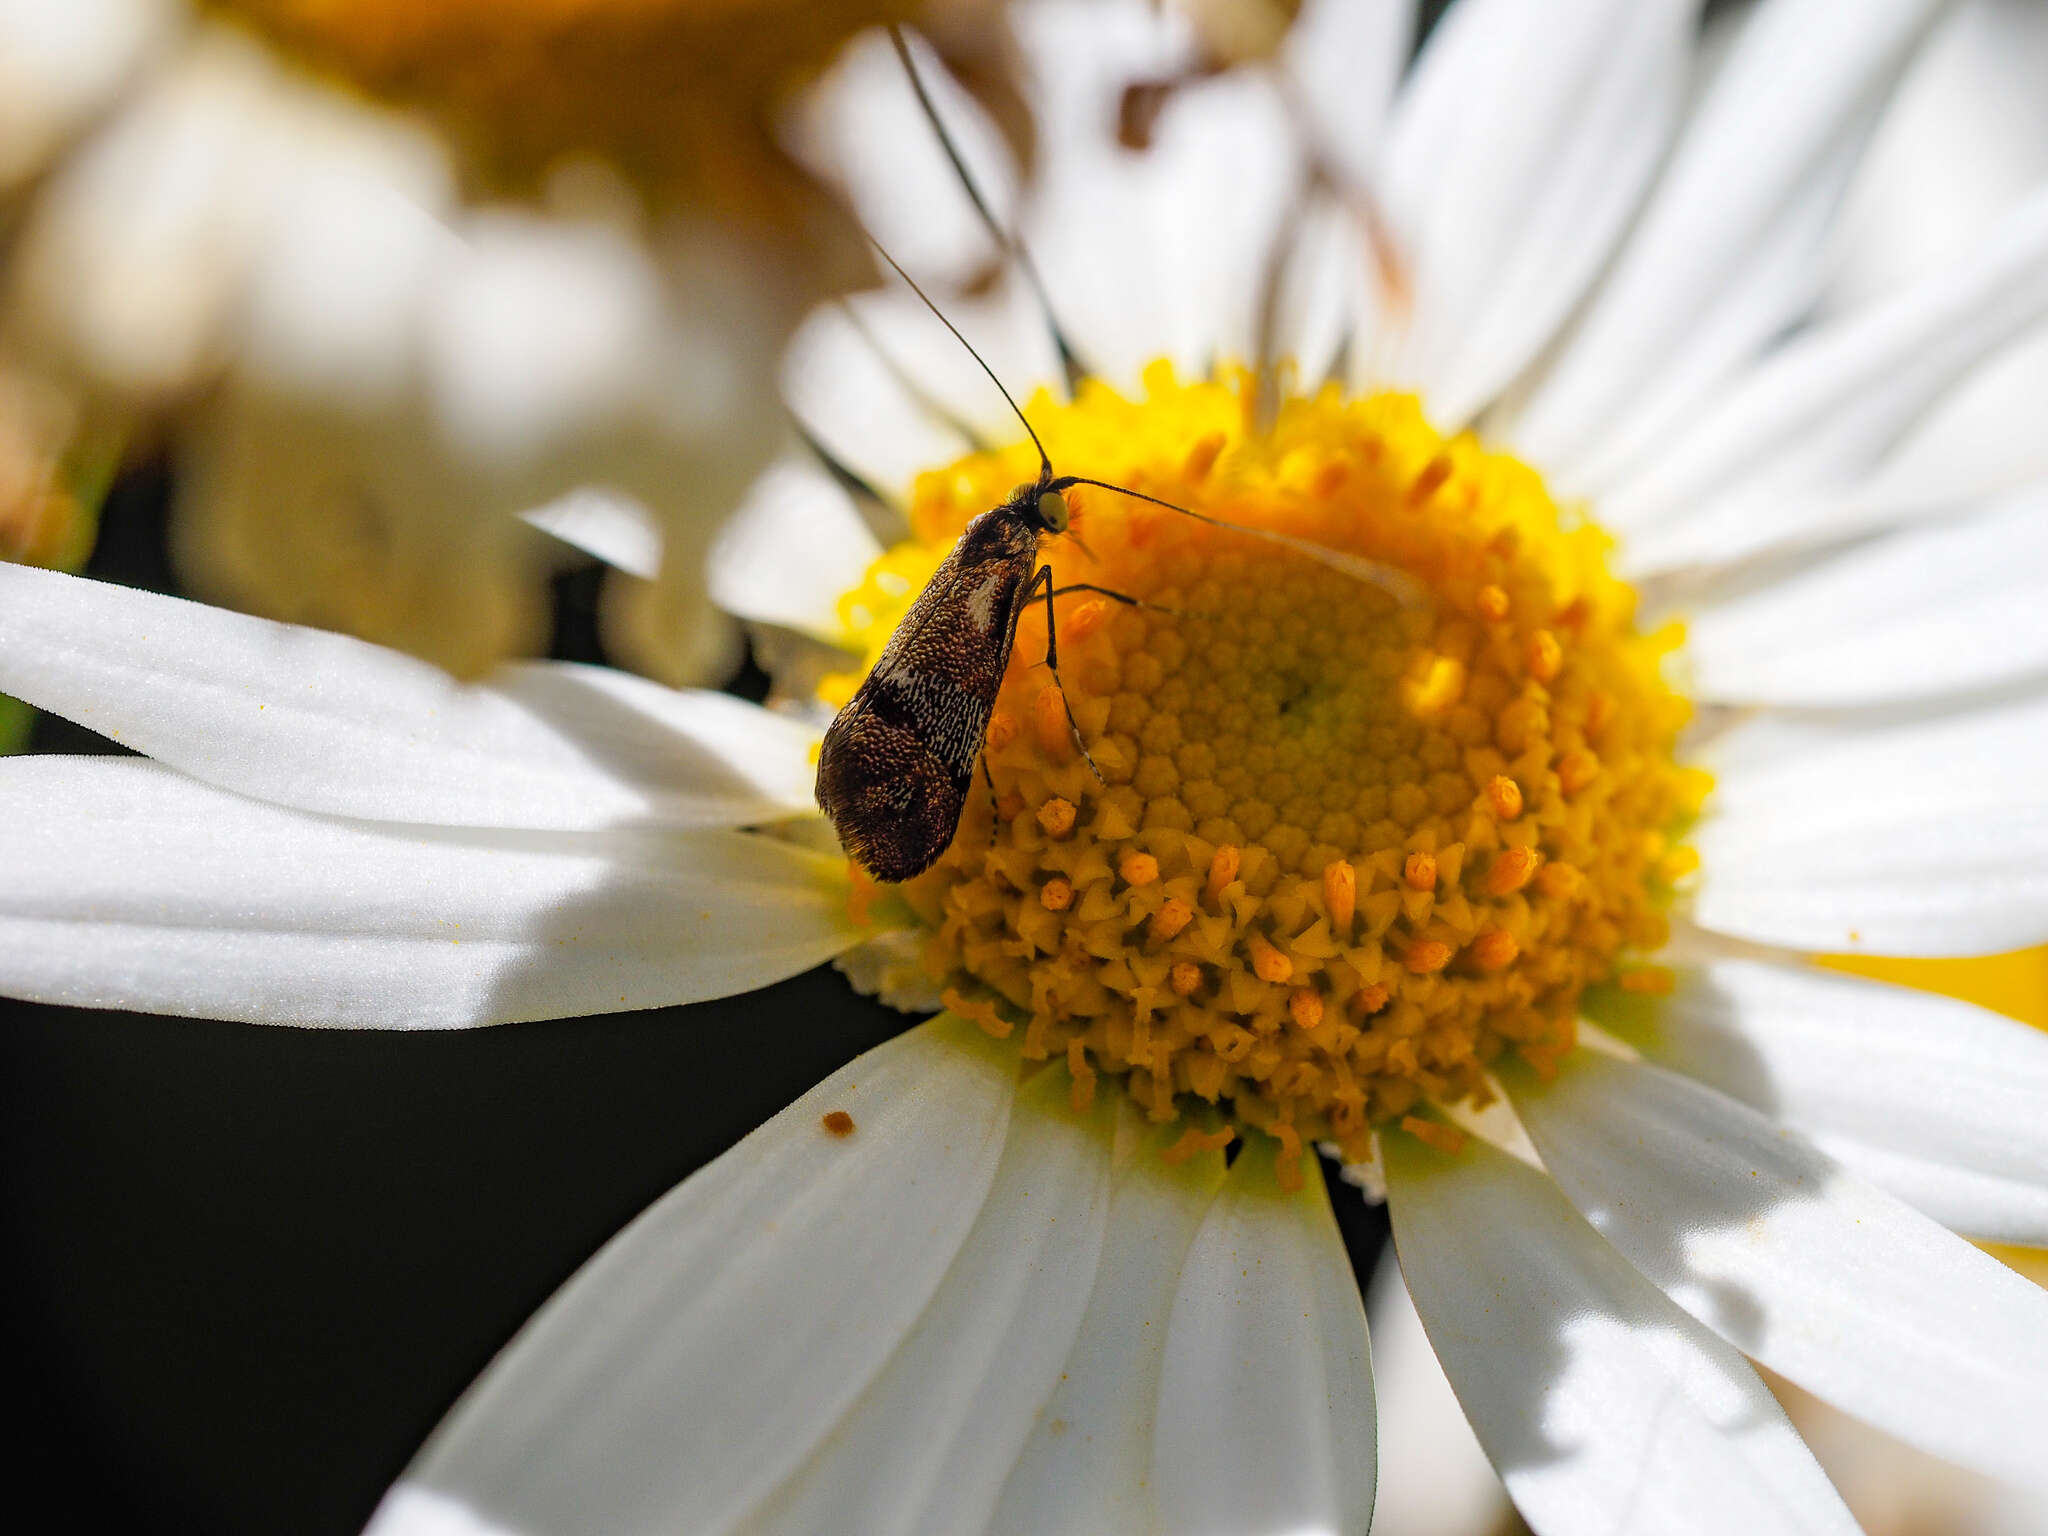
top-left (369, 1017), bottom-right (1017, 1536)
top-left (709, 457), bottom-right (882, 643)
top-left (520, 489), bottom-right (664, 582)
top-left (1683, 485), bottom-right (2048, 707)
top-left (1511, 1052), bottom-right (2048, 1488)
top-left (743, 1068), bottom-right (1114, 1536)
top-left (1154, 1140), bottom-right (1376, 1536)
top-left (426, 214), bottom-right (668, 468)
top-left (1385, 1128), bottom-right (1858, 1536)
top-left (1378, 0), bottom-right (1696, 429)
top-left (0, 563), bottom-right (817, 829)
top-left (0, 757), bottom-right (856, 1027)
top-left (0, 0), bottom-right (171, 189)
top-left (784, 26), bottom-right (1015, 288)
top-left (1284, 0), bottom-right (1411, 189)
top-left (1692, 691), bottom-right (2048, 955)
top-left (1501, 0), bottom-right (1948, 492)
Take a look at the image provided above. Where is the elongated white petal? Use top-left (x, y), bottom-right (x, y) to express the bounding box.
top-left (1609, 186), bottom-right (2048, 575)
top-left (519, 489), bottom-right (663, 581)
top-left (0, 757), bottom-right (856, 1027)
top-left (1595, 959), bottom-right (2048, 1243)
top-left (1691, 691), bottom-right (2048, 954)
top-left (1028, 65), bottom-right (1299, 390)
top-left (742, 1068), bottom-right (1114, 1536)
top-left (784, 27), bottom-right (1015, 288)
top-left (367, 1016), bottom-right (1017, 1536)
top-left (709, 457), bottom-right (882, 643)
top-left (1379, 0), bottom-right (1696, 428)
top-left (1503, 0), bottom-right (1949, 491)
top-left (1282, 0), bottom-right (1410, 190)
top-left (1384, 1129), bottom-right (1861, 1536)
top-left (0, 563), bottom-right (818, 829)
top-left (1508, 1052), bottom-right (2048, 1488)
top-left (1363, 1248), bottom-right (1510, 1536)
top-left (0, 0), bottom-right (171, 189)
top-left (1684, 487), bottom-right (2048, 706)
top-left (1154, 1139), bottom-right (1376, 1536)
top-left (990, 1118), bottom-right (1229, 1536)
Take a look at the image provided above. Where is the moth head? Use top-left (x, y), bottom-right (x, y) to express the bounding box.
top-left (1036, 487), bottom-right (1071, 534)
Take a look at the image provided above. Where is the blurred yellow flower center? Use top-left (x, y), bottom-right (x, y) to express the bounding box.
top-left (827, 366), bottom-right (1702, 1167)
top-left (209, 0), bottom-right (921, 221)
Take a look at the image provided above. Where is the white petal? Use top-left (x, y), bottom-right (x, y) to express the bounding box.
top-left (1362, 1247), bottom-right (1510, 1536)
top-left (0, 757), bottom-right (856, 1028)
top-left (1683, 486), bottom-right (2048, 707)
top-left (1026, 60), bottom-right (1299, 390)
top-left (371, 1016), bottom-right (1017, 1536)
top-left (520, 489), bottom-right (663, 581)
top-left (1384, 1128), bottom-right (1861, 1536)
top-left (1501, 0), bottom-right (1949, 492)
top-left (783, 26), bottom-right (1016, 289)
top-left (709, 457), bottom-right (882, 643)
top-left (0, 0), bottom-right (171, 187)
top-left (1009, 0), bottom-right (1199, 389)
top-left (1153, 1138), bottom-right (1376, 1536)
top-left (782, 298), bottom-right (979, 499)
top-left (991, 1118), bottom-right (1230, 1536)
top-left (366, 1486), bottom-right (522, 1536)
top-left (1691, 691), bottom-right (2048, 955)
top-left (1377, 0), bottom-right (1696, 428)
top-left (1508, 1051), bottom-right (2048, 1488)
top-left (1608, 185), bottom-right (2048, 575)
top-left (1595, 959), bottom-right (2048, 1243)
top-left (1283, 0), bottom-right (1411, 190)
top-left (0, 563), bottom-right (818, 829)
top-left (741, 1067), bottom-right (1114, 1536)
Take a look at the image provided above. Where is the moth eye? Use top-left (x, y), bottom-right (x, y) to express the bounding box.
top-left (1038, 490), bottom-right (1070, 531)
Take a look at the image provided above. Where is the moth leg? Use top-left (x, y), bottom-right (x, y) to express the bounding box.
top-left (1033, 565), bottom-right (1109, 788)
top-left (1046, 580), bottom-right (1179, 617)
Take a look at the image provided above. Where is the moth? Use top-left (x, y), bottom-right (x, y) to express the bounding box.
top-left (812, 250), bottom-right (1146, 883)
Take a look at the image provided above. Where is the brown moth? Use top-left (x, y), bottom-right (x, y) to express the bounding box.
top-left (814, 465), bottom-right (1098, 884)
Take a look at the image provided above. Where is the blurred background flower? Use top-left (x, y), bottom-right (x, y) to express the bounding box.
top-left (0, 0), bottom-right (1026, 682)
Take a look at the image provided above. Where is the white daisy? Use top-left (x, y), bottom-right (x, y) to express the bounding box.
top-left (5, 1), bottom-right (2048, 1533)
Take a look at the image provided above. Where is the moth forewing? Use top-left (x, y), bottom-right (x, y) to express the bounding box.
top-left (815, 495), bottom-right (1047, 883)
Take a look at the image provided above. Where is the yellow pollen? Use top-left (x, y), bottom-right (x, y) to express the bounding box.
top-left (1403, 850), bottom-right (1438, 892)
top-left (1120, 851), bottom-right (1161, 887)
top-left (1037, 797), bottom-right (1078, 838)
top-left (1322, 860), bottom-right (1357, 934)
top-left (828, 366), bottom-right (1695, 1163)
top-left (1485, 775), bottom-right (1523, 822)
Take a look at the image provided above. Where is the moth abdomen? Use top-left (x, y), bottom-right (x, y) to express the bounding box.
top-left (816, 684), bottom-right (979, 884)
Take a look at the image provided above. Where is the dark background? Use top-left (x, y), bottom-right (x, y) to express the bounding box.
top-left (2, 461), bottom-right (1395, 1535)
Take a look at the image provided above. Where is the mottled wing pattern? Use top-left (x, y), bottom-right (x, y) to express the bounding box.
top-left (816, 509), bottom-right (1043, 882)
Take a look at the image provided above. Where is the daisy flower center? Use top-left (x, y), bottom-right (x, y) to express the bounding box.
top-left (827, 365), bottom-right (1704, 1167)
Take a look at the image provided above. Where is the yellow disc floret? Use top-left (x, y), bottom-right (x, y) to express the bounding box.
top-left (828, 364), bottom-right (1703, 1167)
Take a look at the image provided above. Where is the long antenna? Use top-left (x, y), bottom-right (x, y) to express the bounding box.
top-left (1054, 474), bottom-right (1429, 608)
top-left (888, 25), bottom-right (1086, 394)
top-left (867, 235), bottom-right (1053, 480)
